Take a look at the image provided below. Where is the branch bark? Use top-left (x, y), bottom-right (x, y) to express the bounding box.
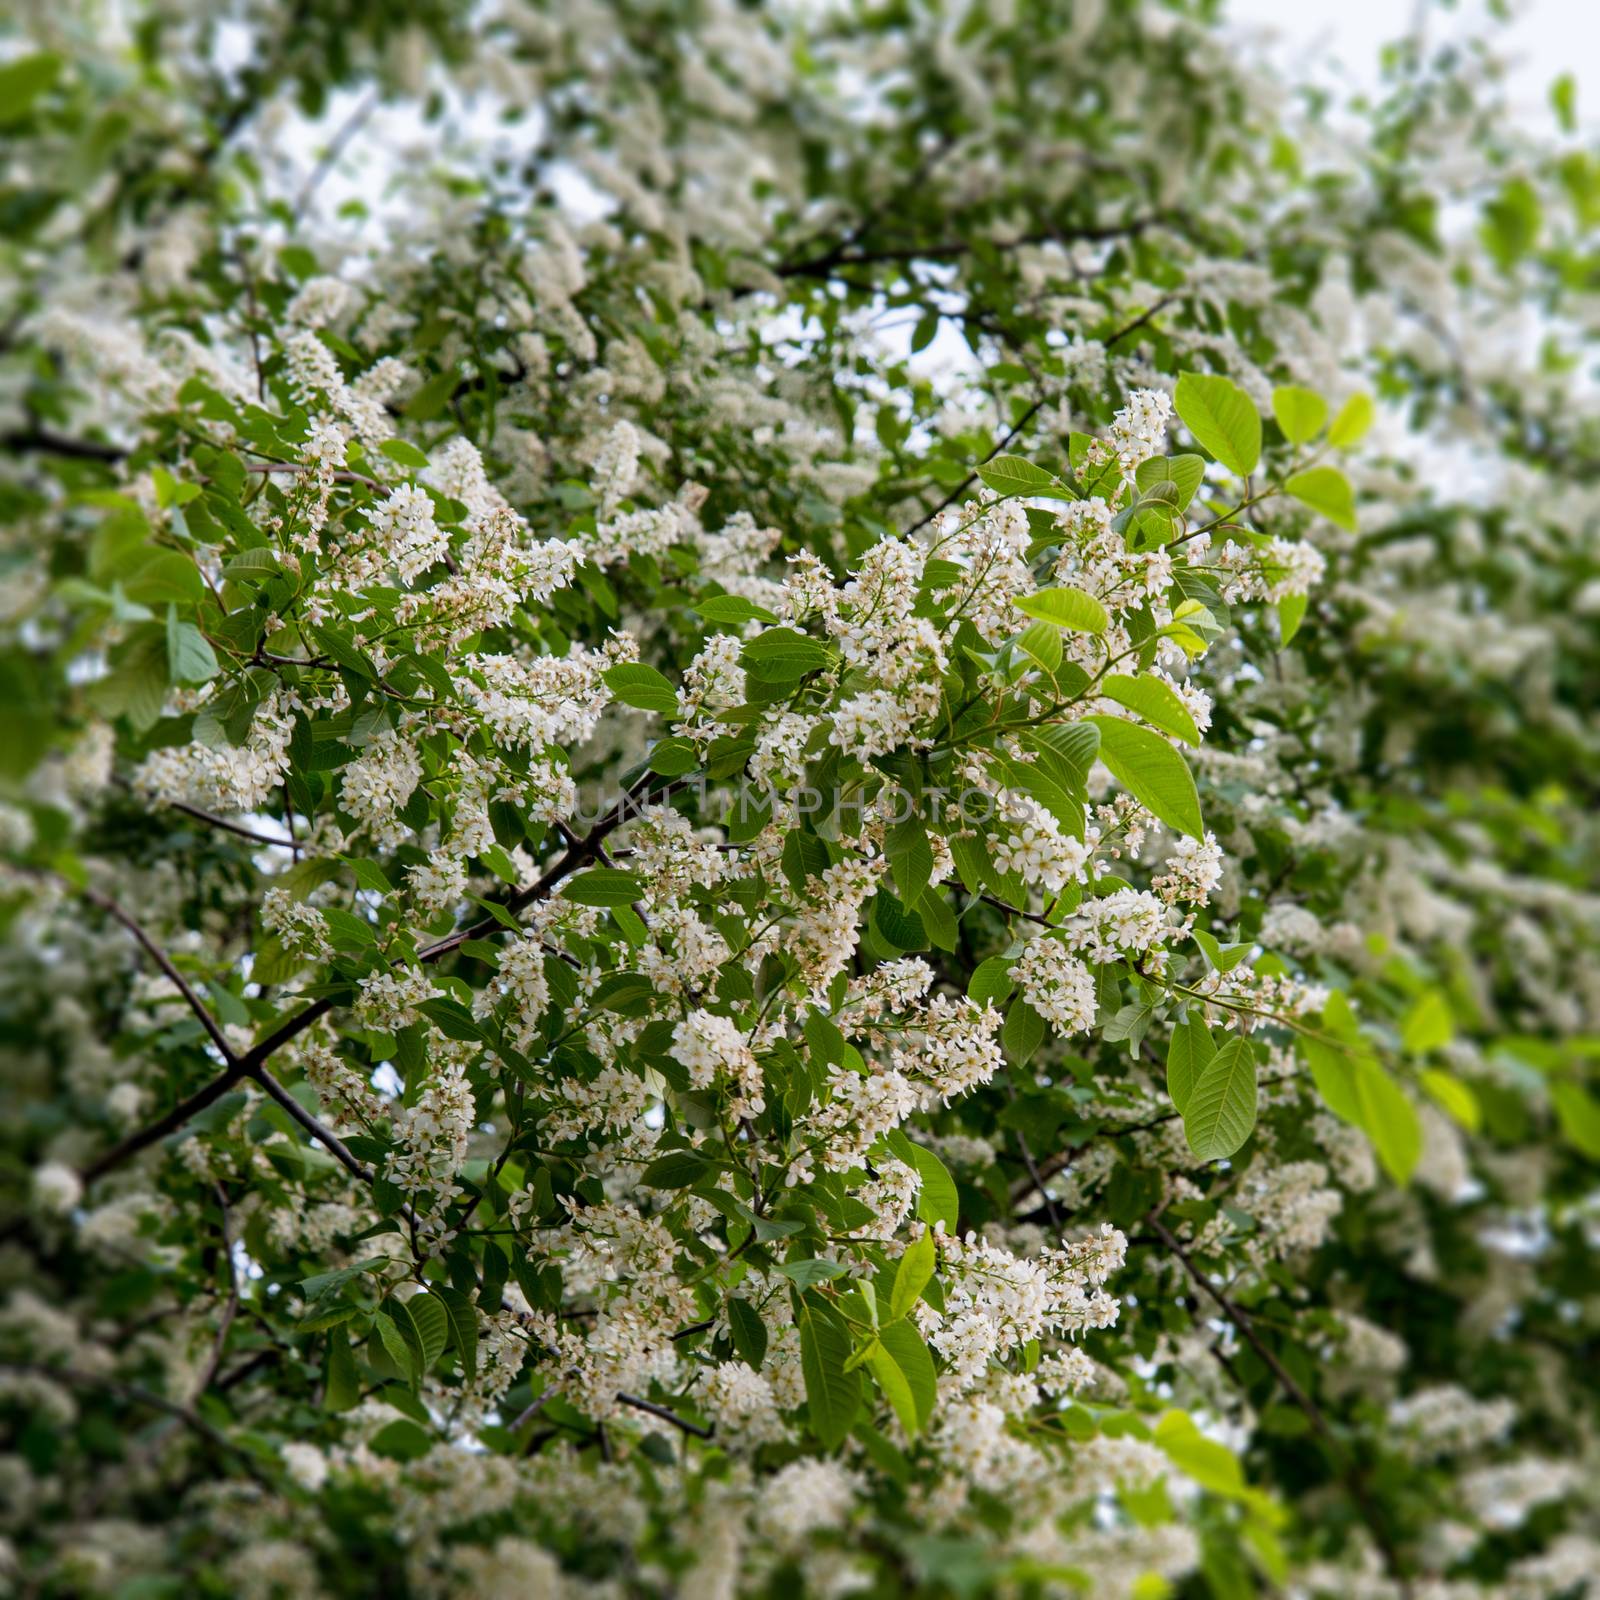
top-left (74, 880), bottom-right (240, 1066)
top-left (1148, 1216), bottom-right (1413, 1596)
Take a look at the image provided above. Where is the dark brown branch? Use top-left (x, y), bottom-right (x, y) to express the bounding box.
top-left (74, 880), bottom-right (239, 1066)
top-left (164, 797), bottom-right (297, 850)
top-left (615, 1391), bottom-right (714, 1439)
top-left (81, 1062), bottom-right (250, 1182)
top-left (904, 289), bottom-right (1185, 536)
top-left (0, 1360), bottom-right (266, 1476)
top-left (246, 1065), bottom-right (373, 1185)
top-left (81, 773), bottom-right (680, 1188)
top-left (2, 427), bottom-right (125, 463)
top-left (190, 1185), bottom-right (241, 1401)
top-left (1148, 1216), bottom-right (1413, 1596)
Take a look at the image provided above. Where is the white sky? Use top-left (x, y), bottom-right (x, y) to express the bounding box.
top-left (1225, 0), bottom-right (1599, 129)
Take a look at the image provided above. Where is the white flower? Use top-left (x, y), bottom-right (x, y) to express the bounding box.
top-left (33, 1161), bottom-right (82, 1216)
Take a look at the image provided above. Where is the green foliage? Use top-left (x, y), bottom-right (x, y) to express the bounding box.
top-left (1, 1), bottom-right (1597, 1595)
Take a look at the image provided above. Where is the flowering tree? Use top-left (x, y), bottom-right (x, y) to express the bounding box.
top-left (2, 0), bottom-right (1598, 1594)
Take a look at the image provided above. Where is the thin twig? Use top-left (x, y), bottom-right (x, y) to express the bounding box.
top-left (902, 290), bottom-right (1184, 538)
top-left (72, 879), bottom-right (239, 1066)
top-left (1148, 1216), bottom-right (1413, 1596)
top-left (293, 90), bottom-right (380, 222)
top-left (190, 1184), bottom-right (241, 1401)
top-left (165, 797), bottom-right (297, 850)
top-left (0, 1360), bottom-right (266, 1477)
top-left (615, 1392), bottom-right (714, 1439)
top-left (82, 773), bottom-right (681, 1188)
top-left (247, 1066), bottom-right (373, 1184)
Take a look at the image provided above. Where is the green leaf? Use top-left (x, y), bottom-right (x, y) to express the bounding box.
top-left (1182, 1036), bottom-right (1258, 1161)
top-left (165, 607), bottom-right (219, 685)
top-left (1270, 386), bottom-right (1328, 445)
top-left (378, 438), bottom-right (430, 469)
top-left (324, 1330), bottom-right (360, 1412)
top-left (432, 1285), bottom-right (478, 1383)
top-left (1420, 1069), bottom-right (1481, 1134)
top-left (370, 1418), bottom-right (433, 1461)
top-left (405, 370), bottom-right (458, 421)
top-left (869, 1318), bottom-right (938, 1438)
top-left (878, 1318), bottom-right (936, 1422)
top-left (1401, 991), bottom-right (1453, 1055)
top-left (740, 628), bottom-right (834, 682)
top-left (1154, 1410), bottom-right (1246, 1498)
top-left (1166, 1013), bottom-right (1215, 1117)
top-left (886, 813), bottom-right (933, 907)
top-left (800, 1307), bottom-right (861, 1449)
top-left (1099, 675), bottom-right (1201, 747)
top-left (782, 827), bottom-right (832, 892)
top-left (0, 54), bottom-right (63, 125)
top-left (1015, 586), bottom-right (1108, 635)
top-left (1285, 466), bottom-right (1357, 531)
top-left (603, 662), bottom-right (679, 715)
top-left (1326, 393), bottom-right (1375, 449)
top-left (124, 551), bottom-right (204, 606)
top-left (889, 1230), bottom-right (937, 1322)
top-left (1135, 454), bottom-right (1206, 511)
top-left (1355, 1058), bottom-right (1423, 1185)
top-left (1002, 995), bottom-right (1046, 1062)
top-left (299, 1255), bottom-right (390, 1301)
top-left (641, 1150), bottom-right (710, 1189)
top-left (1276, 592), bottom-right (1307, 648)
top-left (728, 1297), bottom-right (769, 1368)
top-left (220, 548), bottom-right (280, 586)
top-left (975, 454), bottom-right (1059, 497)
top-left (886, 1132), bottom-right (959, 1233)
top-left (870, 889), bottom-right (926, 953)
top-left (375, 1307), bottom-right (419, 1387)
top-left (563, 868), bottom-right (644, 906)
top-left (774, 1257), bottom-right (852, 1289)
top-left (648, 736), bottom-right (699, 776)
top-left (1175, 372), bottom-right (1261, 477)
top-left (1302, 1034), bottom-right (1362, 1126)
top-left (1482, 175), bottom-right (1541, 269)
top-left (968, 956), bottom-right (1014, 1009)
top-left (1014, 620), bottom-right (1063, 674)
top-left (408, 1293), bottom-right (450, 1373)
top-left (1550, 1081), bottom-right (1600, 1161)
top-left (1087, 715), bottom-right (1204, 838)
top-left (694, 594), bottom-right (780, 626)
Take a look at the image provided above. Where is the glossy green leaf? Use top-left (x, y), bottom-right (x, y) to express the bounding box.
top-left (1270, 385), bottom-right (1327, 445)
top-left (1182, 1035), bottom-right (1258, 1161)
top-left (1285, 466), bottom-right (1356, 531)
top-left (1175, 372), bottom-right (1261, 476)
top-left (1015, 586), bottom-right (1108, 635)
top-left (1087, 715), bottom-right (1204, 838)
top-left (1100, 674), bottom-right (1201, 747)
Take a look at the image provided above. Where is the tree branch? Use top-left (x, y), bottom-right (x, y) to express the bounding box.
top-left (190, 1184), bottom-right (241, 1402)
top-left (74, 880), bottom-right (239, 1066)
top-left (246, 1065), bottom-right (374, 1185)
top-left (904, 288), bottom-right (1185, 536)
top-left (163, 797), bottom-right (297, 850)
top-left (1, 427), bottom-right (124, 463)
top-left (0, 1360), bottom-right (266, 1477)
top-left (615, 1391), bottom-right (714, 1439)
top-left (1148, 1216), bottom-right (1413, 1596)
top-left (79, 772), bottom-right (682, 1189)
top-left (81, 1062), bottom-right (249, 1182)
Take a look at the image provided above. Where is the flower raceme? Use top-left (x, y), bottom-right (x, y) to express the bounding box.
top-left (5, 326), bottom-right (1400, 1582)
